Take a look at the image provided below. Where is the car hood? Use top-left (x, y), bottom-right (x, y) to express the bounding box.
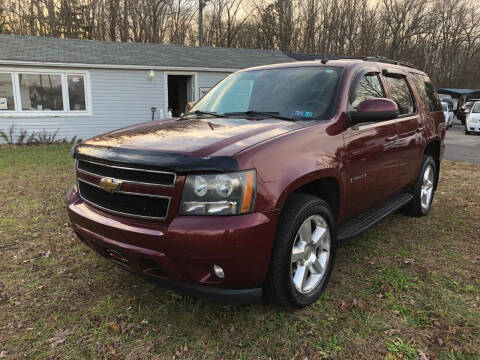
top-left (82, 117), bottom-right (306, 158)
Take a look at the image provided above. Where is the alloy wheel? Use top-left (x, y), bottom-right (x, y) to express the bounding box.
top-left (421, 164), bottom-right (434, 211)
top-left (291, 215), bottom-right (331, 294)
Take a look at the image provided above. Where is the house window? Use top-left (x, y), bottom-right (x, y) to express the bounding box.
top-left (67, 75), bottom-right (86, 111)
top-left (19, 73), bottom-right (64, 111)
top-left (0, 73), bottom-right (15, 111)
top-left (0, 69), bottom-right (90, 116)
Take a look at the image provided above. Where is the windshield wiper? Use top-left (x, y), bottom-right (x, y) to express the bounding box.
top-left (182, 110), bottom-right (224, 118)
top-left (224, 111), bottom-right (296, 121)
top-left (183, 110), bottom-right (296, 121)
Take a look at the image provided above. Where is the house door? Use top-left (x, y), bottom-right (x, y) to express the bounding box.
top-left (167, 75), bottom-right (194, 117)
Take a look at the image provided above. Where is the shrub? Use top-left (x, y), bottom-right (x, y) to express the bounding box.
top-left (0, 125), bottom-right (80, 146)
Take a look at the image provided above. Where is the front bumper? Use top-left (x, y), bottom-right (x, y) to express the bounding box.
top-left (466, 122), bottom-right (480, 132)
top-left (66, 186), bottom-right (280, 303)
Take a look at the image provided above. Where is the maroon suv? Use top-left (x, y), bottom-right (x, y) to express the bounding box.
top-left (67, 57), bottom-right (446, 308)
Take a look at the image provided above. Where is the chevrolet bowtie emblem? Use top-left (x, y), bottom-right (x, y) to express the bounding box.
top-left (99, 177), bottom-right (122, 193)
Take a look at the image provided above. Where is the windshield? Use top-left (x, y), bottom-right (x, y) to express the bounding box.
top-left (192, 66), bottom-right (343, 121)
top-left (441, 102), bottom-right (448, 111)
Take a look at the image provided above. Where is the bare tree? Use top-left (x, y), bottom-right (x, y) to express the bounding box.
top-left (276, 0), bottom-right (293, 52)
top-left (202, 0), bottom-right (251, 47)
top-left (0, 4), bottom-right (6, 32)
top-left (1, 0), bottom-right (479, 87)
top-left (168, 0), bottom-right (196, 44)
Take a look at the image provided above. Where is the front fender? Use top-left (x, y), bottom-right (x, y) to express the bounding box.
top-left (234, 124), bottom-right (346, 216)
top-left (275, 167), bottom-right (345, 211)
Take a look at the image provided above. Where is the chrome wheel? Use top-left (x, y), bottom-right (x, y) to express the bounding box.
top-left (291, 215), bottom-right (331, 294)
top-left (421, 164), bottom-right (434, 211)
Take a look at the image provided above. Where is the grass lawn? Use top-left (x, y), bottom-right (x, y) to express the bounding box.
top-left (0, 144), bottom-right (479, 359)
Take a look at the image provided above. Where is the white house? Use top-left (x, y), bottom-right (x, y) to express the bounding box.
top-left (0, 35), bottom-right (295, 141)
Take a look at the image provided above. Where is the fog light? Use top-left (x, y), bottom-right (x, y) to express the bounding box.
top-left (213, 264), bottom-right (225, 279)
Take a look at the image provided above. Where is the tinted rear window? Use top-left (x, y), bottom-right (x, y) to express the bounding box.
top-left (384, 76), bottom-right (415, 115)
top-left (410, 73), bottom-right (442, 112)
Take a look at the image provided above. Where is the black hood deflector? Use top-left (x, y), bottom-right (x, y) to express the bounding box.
top-left (73, 144), bottom-right (239, 174)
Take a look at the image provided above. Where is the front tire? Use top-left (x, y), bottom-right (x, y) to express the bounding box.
top-left (264, 194), bottom-right (337, 308)
top-left (403, 155), bottom-right (436, 217)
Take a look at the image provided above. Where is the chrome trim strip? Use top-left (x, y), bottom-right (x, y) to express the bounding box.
top-left (76, 168), bottom-right (175, 188)
top-left (77, 159), bottom-right (177, 187)
top-left (356, 115), bottom-right (419, 130)
top-left (77, 178), bottom-right (171, 199)
top-left (74, 159), bottom-right (78, 181)
top-left (77, 179), bottom-right (171, 220)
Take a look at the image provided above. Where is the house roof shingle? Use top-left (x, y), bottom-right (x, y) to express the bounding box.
top-left (0, 34), bottom-right (295, 70)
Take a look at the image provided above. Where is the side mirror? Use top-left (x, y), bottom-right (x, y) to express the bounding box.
top-left (186, 102), bottom-right (196, 112)
top-left (349, 98), bottom-right (399, 124)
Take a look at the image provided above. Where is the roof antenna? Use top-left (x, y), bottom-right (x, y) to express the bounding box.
top-left (320, 56), bottom-right (328, 64)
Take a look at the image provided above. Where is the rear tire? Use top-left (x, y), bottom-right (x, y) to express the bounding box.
top-left (465, 129), bottom-right (470, 135)
top-left (403, 155), bottom-right (436, 217)
top-left (264, 194), bottom-right (337, 308)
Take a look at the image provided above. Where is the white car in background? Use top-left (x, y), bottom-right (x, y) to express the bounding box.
top-left (465, 101), bottom-right (480, 135)
top-left (441, 101), bottom-right (454, 128)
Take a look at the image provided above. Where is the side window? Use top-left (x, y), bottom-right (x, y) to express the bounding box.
top-left (385, 76), bottom-right (415, 115)
top-left (424, 80), bottom-right (442, 112)
top-left (410, 73), bottom-right (442, 112)
top-left (351, 73), bottom-right (385, 109)
top-left (472, 102), bottom-right (480, 113)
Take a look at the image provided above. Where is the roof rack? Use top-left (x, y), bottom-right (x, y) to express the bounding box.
top-left (318, 55), bottom-right (416, 69)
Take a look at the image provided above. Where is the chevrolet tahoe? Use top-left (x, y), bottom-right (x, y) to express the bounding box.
top-left (67, 57), bottom-right (445, 308)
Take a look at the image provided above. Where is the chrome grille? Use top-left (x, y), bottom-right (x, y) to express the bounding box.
top-left (75, 160), bottom-right (174, 219)
top-left (77, 160), bottom-right (176, 186)
top-left (78, 180), bottom-right (170, 219)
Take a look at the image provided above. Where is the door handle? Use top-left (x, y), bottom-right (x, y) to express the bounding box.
top-left (386, 135), bottom-right (398, 142)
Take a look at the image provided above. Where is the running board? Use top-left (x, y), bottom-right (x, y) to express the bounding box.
top-left (337, 193), bottom-right (413, 240)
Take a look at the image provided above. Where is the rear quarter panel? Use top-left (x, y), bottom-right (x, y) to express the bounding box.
top-left (406, 72), bottom-right (446, 176)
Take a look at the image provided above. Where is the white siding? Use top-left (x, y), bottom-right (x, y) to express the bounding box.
top-left (0, 67), bottom-right (230, 142)
top-left (196, 72), bottom-right (229, 93)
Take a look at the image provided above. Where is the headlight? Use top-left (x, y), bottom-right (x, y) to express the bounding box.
top-left (180, 170), bottom-right (256, 215)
